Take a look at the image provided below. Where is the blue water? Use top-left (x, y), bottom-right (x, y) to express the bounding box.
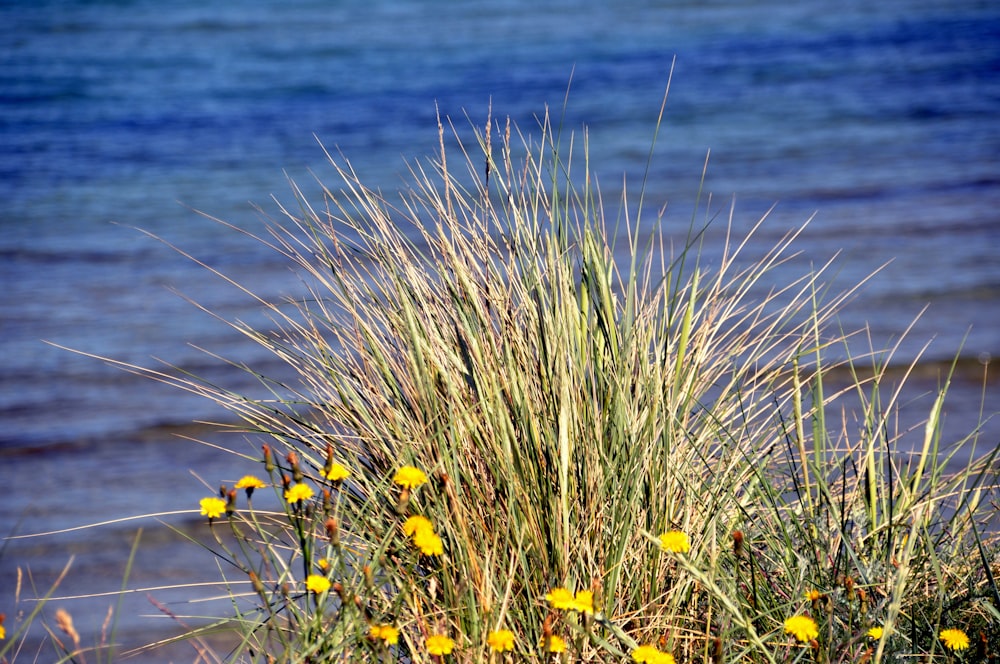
top-left (2, 0), bottom-right (999, 657)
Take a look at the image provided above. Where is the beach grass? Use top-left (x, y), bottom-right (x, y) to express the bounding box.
top-left (5, 99), bottom-right (998, 663)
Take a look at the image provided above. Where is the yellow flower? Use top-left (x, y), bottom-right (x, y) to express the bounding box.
top-left (403, 515), bottom-right (435, 537)
top-left (199, 496), bottom-right (226, 519)
top-left (867, 626), bottom-right (884, 640)
top-left (544, 587), bottom-right (594, 613)
top-left (426, 633), bottom-right (454, 656)
top-left (393, 465), bottom-right (429, 489)
top-left (487, 629), bottom-right (515, 652)
top-left (939, 628), bottom-right (970, 651)
top-left (235, 475), bottom-right (266, 491)
top-left (369, 624), bottom-right (399, 645)
top-left (805, 589), bottom-right (822, 602)
top-left (284, 482), bottom-right (314, 504)
top-left (631, 645), bottom-right (676, 664)
top-left (632, 645), bottom-right (662, 662)
top-left (572, 589), bottom-right (595, 614)
top-left (542, 634), bottom-right (566, 653)
top-left (784, 615), bottom-right (819, 643)
top-left (325, 462), bottom-right (351, 482)
top-left (658, 530), bottom-right (691, 554)
top-left (0, 623), bottom-right (5, 640)
top-left (305, 574), bottom-right (331, 594)
top-left (545, 587), bottom-right (577, 610)
top-left (413, 528), bottom-right (444, 556)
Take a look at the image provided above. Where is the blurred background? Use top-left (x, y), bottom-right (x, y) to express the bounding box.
top-left (2, 0), bottom-right (998, 659)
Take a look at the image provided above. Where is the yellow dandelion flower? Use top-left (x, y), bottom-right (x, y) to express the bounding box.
top-left (284, 482), bottom-right (314, 504)
top-left (784, 615), bottom-right (819, 643)
top-left (403, 515), bottom-right (435, 537)
top-left (542, 634), bottom-right (566, 653)
top-left (632, 645), bottom-right (663, 662)
top-left (325, 462), bottom-right (351, 482)
top-left (658, 530), bottom-right (691, 554)
top-left (805, 589), bottom-right (822, 602)
top-left (487, 629), bottom-right (515, 652)
top-left (199, 496), bottom-right (226, 519)
top-left (413, 528), bottom-right (444, 556)
top-left (235, 475), bottom-right (266, 491)
top-left (939, 628), bottom-right (970, 651)
top-left (393, 465), bottom-right (429, 489)
top-left (545, 587), bottom-right (577, 610)
top-left (631, 645), bottom-right (677, 664)
top-left (369, 624), bottom-right (399, 645)
top-left (867, 626), bottom-right (884, 640)
top-left (305, 574), bottom-right (331, 594)
top-left (426, 633), bottom-right (454, 656)
top-left (573, 589), bottom-right (595, 614)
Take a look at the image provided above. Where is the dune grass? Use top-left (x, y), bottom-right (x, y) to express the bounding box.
top-left (6, 99), bottom-right (998, 663)
top-left (0, 533), bottom-right (142, 664)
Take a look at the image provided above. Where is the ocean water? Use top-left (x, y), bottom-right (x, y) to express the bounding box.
top-left (2, 0), bottom-right (999, 658)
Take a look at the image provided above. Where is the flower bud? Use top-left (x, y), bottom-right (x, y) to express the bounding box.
top-left (395, 487), bottom-right (411, 515)
top-left (287, 451), bottom-right (303, 483)
top-left (263, 444), bottom-right (274, 473)
top-left (732, 530), bottom-right (744, 559)
top-left (323, 442), bottom-right (334, 475)
top-left (249, 571), bottom-right (266, 597)
top-left (326, 517), bottom-right (340, 548)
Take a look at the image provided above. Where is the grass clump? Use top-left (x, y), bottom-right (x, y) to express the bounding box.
top-left (32, 99), bottom-right (999, 662)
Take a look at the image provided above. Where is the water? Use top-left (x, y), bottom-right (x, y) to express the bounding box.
top-left (2, 0), bottom-right (999, 658)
